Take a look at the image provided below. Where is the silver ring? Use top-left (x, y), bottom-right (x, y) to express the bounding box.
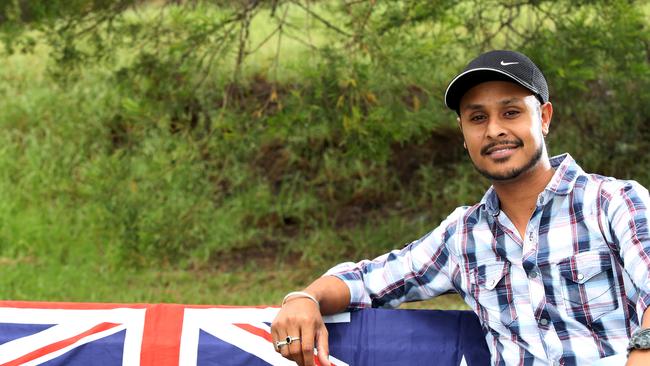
top-left (274, 340), bottom-right (288, 351)
top-left (285, 335), bottom-right (301, 344)
top-left (274, 335), bottom-right (301, 351)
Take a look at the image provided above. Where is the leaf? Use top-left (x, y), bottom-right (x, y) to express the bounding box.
top-left (412, 95), bottom-right (420, 111)
top-left (336, 95), bottom-right (346, 109)
top-left (121, 97), bottom-right (141, 115)
top-left (365, 92), bottom-right (378, 105)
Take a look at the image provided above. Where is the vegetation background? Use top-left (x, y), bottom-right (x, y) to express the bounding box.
top-left (0, 0), bottom-right (647, 309)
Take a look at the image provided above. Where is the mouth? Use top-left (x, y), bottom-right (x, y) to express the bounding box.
top-left (481, 141), bottom-right (522, 158)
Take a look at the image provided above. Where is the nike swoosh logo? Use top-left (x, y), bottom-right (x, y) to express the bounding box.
top-left (500, 61), bottom-right (519, 66)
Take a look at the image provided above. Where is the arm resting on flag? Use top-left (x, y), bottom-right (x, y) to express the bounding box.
top-left (271, 276), bottom-right (350, 366)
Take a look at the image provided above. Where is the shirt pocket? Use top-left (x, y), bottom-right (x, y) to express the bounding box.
top-left (471, 260), bottom-right (518, 328)
top-left (558, 250), bottom-right (619, 324)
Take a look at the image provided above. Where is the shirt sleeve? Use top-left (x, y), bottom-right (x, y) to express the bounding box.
top-left (603, 179), bottom-right (650, 319)
top-left (323, 207), bottom-right (465, 310)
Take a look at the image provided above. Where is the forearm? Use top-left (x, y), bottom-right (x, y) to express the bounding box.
top-left (301, 275), bottom-right (350, 315)
top-left (642, 306), bottom-right (650, 328)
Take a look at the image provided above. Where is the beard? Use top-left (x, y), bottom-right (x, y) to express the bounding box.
top-left (472, 141), bottom-right (544, 181)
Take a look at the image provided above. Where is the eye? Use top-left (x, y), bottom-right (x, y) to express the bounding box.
top-left (469, 113), bottom-right (487, 123)
top-left (504, 110), bottom-right (520, 118)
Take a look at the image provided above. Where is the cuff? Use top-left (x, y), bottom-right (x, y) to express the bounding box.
top-left (324, 262), bottom-right (371, 311)
top-left (636, 291), bottom-right (650, 325)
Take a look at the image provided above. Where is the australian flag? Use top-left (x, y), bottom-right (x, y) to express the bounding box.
top-left (0, 301), bottom-right (489, 366)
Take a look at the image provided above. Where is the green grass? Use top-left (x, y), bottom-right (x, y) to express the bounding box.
top-left (0, 40), bottom-right (469, 309)
top-left (0, 0), bottom-right (646, 315)
top-left (0, 259), bottom-right (305, 305)
top-left (0, 255), bottom-right (469, 309)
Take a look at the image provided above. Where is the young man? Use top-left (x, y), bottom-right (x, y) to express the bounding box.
top-left (271, 50), bottom-right (650, 366)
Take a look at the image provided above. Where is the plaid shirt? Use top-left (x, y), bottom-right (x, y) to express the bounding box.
top-left (327, 154), bottom-right (650, 366)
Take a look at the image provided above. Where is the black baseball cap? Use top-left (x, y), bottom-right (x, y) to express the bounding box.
top-left (444, 50), bottom-right (549, 113)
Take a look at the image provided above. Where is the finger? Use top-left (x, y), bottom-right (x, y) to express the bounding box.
top-left (273, 328), bottom-right (292, 359)
top-left (279, 333), bottom-right (292, 360)
top-left (285, 327), bottom-right (304, 365)
top-left (299, 324), bottom-right (316, 366)
top-left (316, 325), bottom-right (330, 366)
top-left (270, 322), bottom-right (283, 354)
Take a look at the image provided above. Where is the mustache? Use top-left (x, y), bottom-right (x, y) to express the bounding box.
top-left (480, 139), bottom-right (523, 155)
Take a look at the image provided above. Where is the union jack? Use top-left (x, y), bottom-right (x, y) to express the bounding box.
top-left (0, 301), bottom-right (488, 365)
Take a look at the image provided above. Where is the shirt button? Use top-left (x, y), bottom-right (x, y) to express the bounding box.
top-left (489, 279), bottom-right (496, 287)
top-left (539, 318), bottom-right (549, 326)
top-left (529, 270), bottom-right (538, 279)
top-left (577, 273), bottom-right (584, 281)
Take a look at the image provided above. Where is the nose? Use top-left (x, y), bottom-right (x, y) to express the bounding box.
top-left (485, 116), bottom-right (507, 139)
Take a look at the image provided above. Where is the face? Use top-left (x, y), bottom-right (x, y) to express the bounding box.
top-left (458, 81), bottom-right (552, 182)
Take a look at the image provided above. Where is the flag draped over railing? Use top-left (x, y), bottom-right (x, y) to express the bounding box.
top-left (0, 301), bottom-right (490, 366)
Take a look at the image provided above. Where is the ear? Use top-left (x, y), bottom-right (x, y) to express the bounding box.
top-left (540, 102), bottom-right (553, 136)
top-left (457, 116), bottom-right (463, 131)
top-left (457, 116), bottom-right (467, 149)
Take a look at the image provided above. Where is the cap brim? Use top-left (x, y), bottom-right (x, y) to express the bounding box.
top-left (444, 68), bottom-right (538, 112)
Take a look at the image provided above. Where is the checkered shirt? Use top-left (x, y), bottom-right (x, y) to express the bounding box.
top-left (326, 153), bottom-right (650, 366)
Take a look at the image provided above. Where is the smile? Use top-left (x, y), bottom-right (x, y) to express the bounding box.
top-left (482, 143), bottom-right (521, 159)
top-left (483, 144), bottom-right (519, 155)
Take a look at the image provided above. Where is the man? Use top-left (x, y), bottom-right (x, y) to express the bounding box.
top-left (271, 50), bottom-right (650, 366)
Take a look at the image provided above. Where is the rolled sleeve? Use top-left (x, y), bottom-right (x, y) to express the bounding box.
top-left (637, 293), bottom-right (650, 319)
top-left (323, 208), bottom-right (465, 311)
top-left (325, 261), bottom-right (373, 309)
top-left (604, 180), bottom-right (650, 319)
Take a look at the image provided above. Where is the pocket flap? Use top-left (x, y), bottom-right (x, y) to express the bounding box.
top-left (476, 261), bottom-right (509, 290)
top-left (558, 250), bottom-right (612, 284)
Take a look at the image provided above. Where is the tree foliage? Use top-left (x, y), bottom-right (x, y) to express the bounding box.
top-left (0, 0), bottom-right (648, 268)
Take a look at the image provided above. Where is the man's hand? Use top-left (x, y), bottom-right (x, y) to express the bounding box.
top-left (271, 296), bottom-right (330, 366)
top-left (271, 276), bottom-right (350, 365)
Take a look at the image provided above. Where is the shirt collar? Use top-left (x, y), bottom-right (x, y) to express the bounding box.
top-left (545, 153), bottom-right (583, 195)
top-left (480, 153), bottom-right (583, 216)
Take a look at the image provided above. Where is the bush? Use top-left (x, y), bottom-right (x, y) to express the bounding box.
top-left (0, 0), bottom-right (647, 271)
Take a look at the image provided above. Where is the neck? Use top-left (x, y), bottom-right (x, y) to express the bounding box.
top-left (492, 157), bottom-right (555, 237)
